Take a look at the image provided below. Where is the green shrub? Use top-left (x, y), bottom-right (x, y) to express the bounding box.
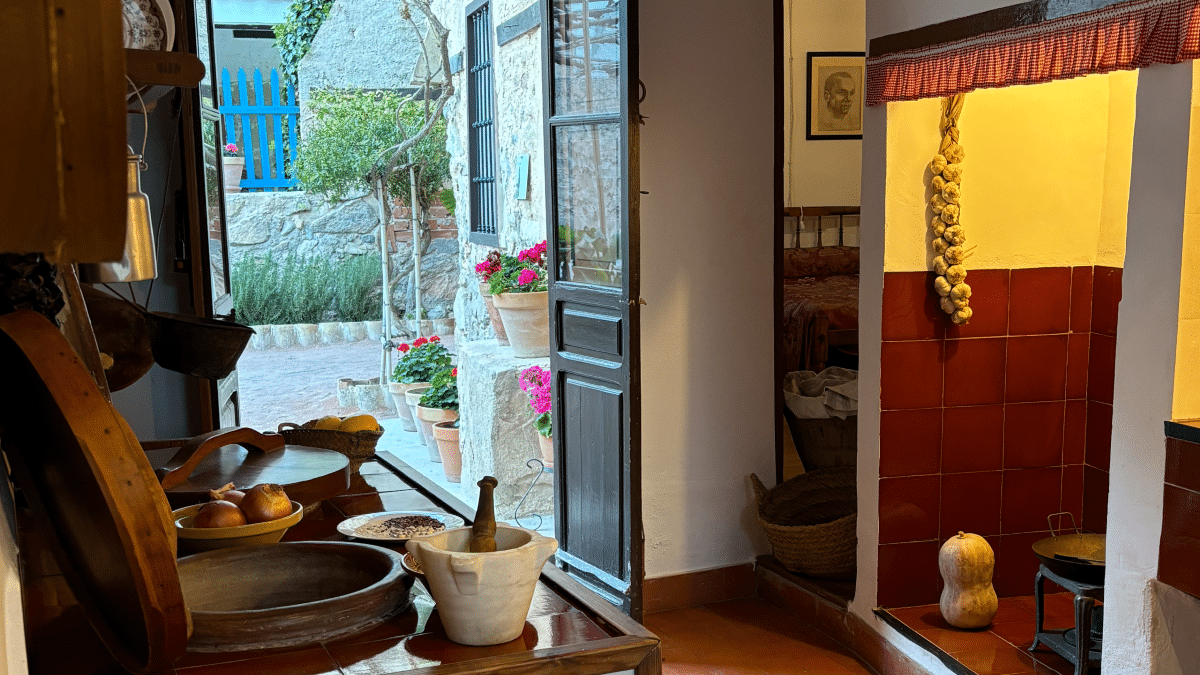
top-left (334, 254), bottom-right (382, 322)
top-left (232, 254), bottom-right (287, 326)
top-left (231, 253), bottom-right (337, 325)
top-left (285, 254), bottom-right (335, 323)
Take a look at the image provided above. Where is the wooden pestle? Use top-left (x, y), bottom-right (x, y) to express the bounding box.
top-left (469, 476), bottom-right (499, 552)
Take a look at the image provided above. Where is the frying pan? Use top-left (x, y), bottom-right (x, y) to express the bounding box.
top-left (1032, 512), bottom-right (1105, 585)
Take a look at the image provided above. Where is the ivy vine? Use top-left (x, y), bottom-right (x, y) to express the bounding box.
top-left (274, 0), bottom-right (336, 86)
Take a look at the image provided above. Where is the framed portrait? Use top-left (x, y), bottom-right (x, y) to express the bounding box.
top-left (806, 52), bottom-right (865, 140)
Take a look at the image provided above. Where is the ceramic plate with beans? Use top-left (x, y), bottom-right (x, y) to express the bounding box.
top-left (336, 511), bottom-right (465, 543)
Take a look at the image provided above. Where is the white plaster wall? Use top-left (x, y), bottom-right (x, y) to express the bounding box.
top-left (639, 0), bottom-right (775, 578)
top-left (1102, 60), bottom-right (1191, 675)
top-left (783, 0), bottom-right (864, 207)
top-left (0, 482), bottom-right (27, 675)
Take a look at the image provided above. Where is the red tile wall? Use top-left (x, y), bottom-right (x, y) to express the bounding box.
top-left (877, 266), bottom-right (1120, 608)
top-left (1159, 437), bottom-right (1200, 600)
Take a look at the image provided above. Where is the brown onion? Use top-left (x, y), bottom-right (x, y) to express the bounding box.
top-left (208, 482), bottom-right (246, 506)
top-left (193, 500), bottom-right (247, 528)
top-left (239, 483), bottom-right (293, 523)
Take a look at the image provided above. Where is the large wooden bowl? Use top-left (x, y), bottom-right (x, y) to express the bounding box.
top-left (173, 501), bottom-right (303, 553)
top-left (177, 542), bottom-right (413, 651)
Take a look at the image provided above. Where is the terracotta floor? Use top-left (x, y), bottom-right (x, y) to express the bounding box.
top-left (644, 598), bottom-right (872, 675)
top-left (885, 593), bottom-right (1090, 675)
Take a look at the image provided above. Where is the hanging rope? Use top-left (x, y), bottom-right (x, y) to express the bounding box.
top-left (928, 94), bottom-right (974, 326)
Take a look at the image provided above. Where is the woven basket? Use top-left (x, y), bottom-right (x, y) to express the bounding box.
top-left (277, 420), bottom-right (383, 468)
top-left (750, 467), bottom-right (857, 580)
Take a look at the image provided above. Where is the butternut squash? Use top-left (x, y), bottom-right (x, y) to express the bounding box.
top-left (938, 531), bottom-right (998, 629)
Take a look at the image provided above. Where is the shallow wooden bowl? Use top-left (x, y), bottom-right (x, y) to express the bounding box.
top-left (173, 500), bottom-right (303, 553)
top-left (177, 541), bottom-right (413, 651)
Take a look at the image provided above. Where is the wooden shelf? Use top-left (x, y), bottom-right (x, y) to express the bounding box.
top-left (125, 49), bottom-right (205, 88)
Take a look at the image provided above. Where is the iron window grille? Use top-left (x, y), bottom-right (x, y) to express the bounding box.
top-left (467, 0), bottom-right (498, 246)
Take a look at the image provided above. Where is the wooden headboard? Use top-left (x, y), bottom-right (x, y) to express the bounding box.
top-left (783, 206), bottom-right (860, 249)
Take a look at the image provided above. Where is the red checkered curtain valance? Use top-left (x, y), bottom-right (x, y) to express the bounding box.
top-left (866, 0), bottom-right (1200, 106)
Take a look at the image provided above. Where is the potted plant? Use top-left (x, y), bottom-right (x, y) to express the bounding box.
top-left (221, 143), bottom-right (244, 193)
top-left (418, 367), bottom-right (461, 482)
top-left (389, 335), bottom-right (450, 436)
top-left (474, 250), bottom-right (510, 345)
top-left (519, 365), bottom-right (553, 468)
top-left (489, 241), bottom-right (549, 358)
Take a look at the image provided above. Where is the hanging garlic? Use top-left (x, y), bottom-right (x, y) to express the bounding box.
top-left (944, 143), bottom-right (966, 163)
top-left (934, 275), bottom-right (953, 296)
top-left (931, 193), bottom-right (948, 213)
top-left (952, 306), bottom-right (973, 324)
top-left (933, 238), bottom-right (949, 255)
top-left (940, 204), bottom-right (960, 225)
top-left (943, 225), bottom-right (967, 246)
top-left (942, 163), bottom-right (963, 183)
top-left (941, 182), bottom-right (961, 204)
top-left (946, 264), bottom-right (968, 285)
top-left (940, 296), bottom-right (956, 315)
top-left (933, 256), bottom-right (949, 275)
top-left (950, 282), bottom-right (972, 301)
top-left (931, 154), bottom-right (948, 174)
top-left (932, 175), bottom-right (946, 192)
top-left (933, 221), bottom-right (947, 238)
top-left (944, 245), bottom-right (966, 265)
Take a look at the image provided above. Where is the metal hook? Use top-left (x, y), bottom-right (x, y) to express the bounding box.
top-left (512, 458), bottom-right (548, 530)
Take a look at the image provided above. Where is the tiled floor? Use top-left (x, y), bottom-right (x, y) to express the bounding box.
top-left (886, 594), bottom-right (1089, 675)
top-left (644, 598), bottom-right (872, 675)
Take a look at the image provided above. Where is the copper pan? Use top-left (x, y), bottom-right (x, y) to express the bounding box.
top-left (1032, 512), bottom-right (1105, 585)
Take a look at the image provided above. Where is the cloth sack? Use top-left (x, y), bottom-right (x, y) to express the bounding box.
top-left (783, 367), bottom-right (858, 419)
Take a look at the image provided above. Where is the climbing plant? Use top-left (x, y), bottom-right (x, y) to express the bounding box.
top-left (274, 0), bottom-right (335, 86)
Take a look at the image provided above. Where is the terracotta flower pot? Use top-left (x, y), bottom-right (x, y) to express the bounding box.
top-left (538, 433), bottom-right (553, 469)
top-left (479, 282), bottom-right (509, 345)
top-left (222, 156), bottom-right (244, 193)
top-left (405, 387), bottom-right (434, 453)
top-left (492, 291), bottom-right (549, 358)
top-left (416, 405), bottom-right (458, 458)
top-left (432, 421), bottom-right (462, 483)
top-left (388, 381), bottom-right (426, 432)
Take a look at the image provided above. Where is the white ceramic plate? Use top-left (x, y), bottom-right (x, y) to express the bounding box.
top-left (123, 0), bottom-right (165, 50)
top-left (337, 511), bottom-right (465, 543)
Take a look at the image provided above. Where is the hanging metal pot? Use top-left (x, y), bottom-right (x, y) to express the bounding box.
top-left (78, 155), bottom-right (157, 284)
top-left (146, 310), bottom-right (255, 380)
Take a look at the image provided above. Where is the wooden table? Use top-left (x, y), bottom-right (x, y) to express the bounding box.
top-left (20, 451), bottom-right (661, 675)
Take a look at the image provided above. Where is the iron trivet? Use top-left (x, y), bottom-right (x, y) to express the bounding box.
top-left (1030, 563), bottom-right (1103, 675)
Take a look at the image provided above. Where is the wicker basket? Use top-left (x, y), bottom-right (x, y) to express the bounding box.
top-left (750, 467), bottom-right (857, 580)
top-left (277, 420), bottom-right (383, 468)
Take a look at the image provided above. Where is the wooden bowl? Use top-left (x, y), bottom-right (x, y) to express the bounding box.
top-left (173, 500), bottom-right (303, 553)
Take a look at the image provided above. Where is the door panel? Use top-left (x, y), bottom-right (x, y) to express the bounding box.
top-left (546, 0), bottom-right (641, 618)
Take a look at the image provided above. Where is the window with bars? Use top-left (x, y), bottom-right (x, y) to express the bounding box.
top-left (467, 0), bottom-right (498, 246)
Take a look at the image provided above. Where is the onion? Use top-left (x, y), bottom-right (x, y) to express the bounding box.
top-left (193, 500), bottom-right (247, 528)
top-left (208, 482), bottom-right (246, 506)
top-left (239, 483), bottom-right (293, 523)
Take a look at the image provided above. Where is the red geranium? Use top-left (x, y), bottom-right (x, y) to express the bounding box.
top-left (430, 335), bottom-right (441, 342)
top-left (452, 367), bottom-right (458, 377)
top-left (413, 337), bottom-right (428, 348)
top-left (397, 343), bottom-right (410, 353)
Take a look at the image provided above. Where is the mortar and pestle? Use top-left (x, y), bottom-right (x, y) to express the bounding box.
top-left (406, 476), bottom-right (558, 646)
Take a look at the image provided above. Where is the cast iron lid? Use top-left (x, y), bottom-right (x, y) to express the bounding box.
top-left (0, 310), bottom-right (191, 674)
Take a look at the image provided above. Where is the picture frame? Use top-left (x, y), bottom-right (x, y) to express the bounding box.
top-left (806, 52), bottom-right (865, 140)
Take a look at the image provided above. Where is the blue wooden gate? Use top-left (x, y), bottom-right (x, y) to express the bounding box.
top-left (219, 68), bottom-right (300, 191)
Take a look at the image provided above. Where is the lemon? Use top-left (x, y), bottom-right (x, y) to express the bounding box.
top-left (338, 414), bottom-right (379, 433)
top-left (313, 415), bottom-right (343, 430)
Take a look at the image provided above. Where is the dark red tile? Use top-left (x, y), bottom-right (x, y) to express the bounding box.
top-left (1004, 402), bottom-right (1065, 469)
top-left (1005, 335), bottom-right (1068, 403)
top-left (1009, 268), bottom-right (1071, 336)
top-left (1166, 437), bottom-right (1200, 492)
top-left (881, 341), bottom-right (944, 410)
top-left (880, 409), bottom-right (942, 477)
top-left (990, 618), bottom-right (1037, 650)
top-left (1085, 400), bottom-right (1112, 471)
top-left (1091, 266), bottom-right (1122, 336)
top-left (1061, 464), bottom-right (1083, 525)
top-left (879, 475), bottom-right (941, 544)
top-left (1066, 333), bottom-right (1090, 399)
top-left (883, 271), bottom-right (944, 341)
top-left (887, 604), bottom-right (949, 632)
top-left (941, 471), bottom-right (1002, 538)
top-left (1082, 465), bottom-right (1109, 533)
top-left (994, 532), bottom-right (1052, 598)
top-left (1002, 467), bottom-right (1063, 534)
top-left (946, 269), bottom-right (1010, 339)
top-left (1070, 267), bottom-right (1093, 333)
top-left (950, 634), bottom-right (1040, 675)
top-left (942, 405), bottom-right (1004, 472)
top-left (1159, 484), bottom-right (1200, 599)
top-left (945, 338), bottom-right (1007, 406)
top-left (878, 541), bottom-right (940, 608)
top-left (1063, 400), bottom-right (1086, 465)
top-left (1087, 332), bottom-right (1117, 404)
top-left (923, 626), bottom-right (1005, 656)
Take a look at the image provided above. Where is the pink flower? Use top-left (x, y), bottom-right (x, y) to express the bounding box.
top-left (430, 335), bottom-right (441, 342)
top-left (413, 337), bottom-right (428, 347)
top-left (224, 143), bottom-right (238, 154)
top-left (531, 392), bottom-right (551, 414)
top-left (517, 269), bottom-right (538, 286)
top-left (398, 343), bottom-right (410, 353)
top-left (452, 367), bottom-right (458, 377)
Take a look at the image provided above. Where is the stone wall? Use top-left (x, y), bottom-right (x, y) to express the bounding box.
top-left (225, 191), bottom-right (460, 319)
top-left (429, 0), bottom-right (548, 344)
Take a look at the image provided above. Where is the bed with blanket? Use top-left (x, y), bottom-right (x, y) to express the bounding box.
top-left (782, 246), bottom-right (860, 373)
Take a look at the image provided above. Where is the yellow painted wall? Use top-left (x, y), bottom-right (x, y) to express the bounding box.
top-left (1173, 63), bottom-right (1200, 420)
top-left (884, 71), bottom-right (1137, 272)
